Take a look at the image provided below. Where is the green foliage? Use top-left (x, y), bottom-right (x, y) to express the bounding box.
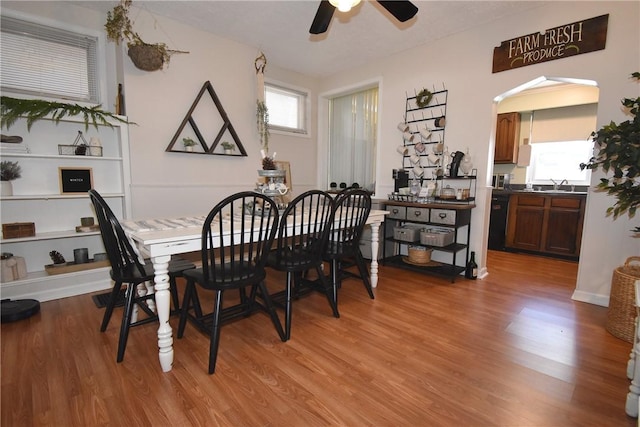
top-left (105, 0), bottom-right (137, 45)
top-left (182, 137), bottom-right (197, 147)
top-left (256, 100), bottom-right (270, 153)
top-left (0, 97), bottom-right (131, 131)
top-left (415, 88), bottom-right (433, 108)
top-left (221, 141), bottom-right (235, 150)
top-left (105, 0), bottom-right (187, 69)
top-left (580, 72), bottom-right (639, 229)
top-left (0, 160), bottom-right (21, 181)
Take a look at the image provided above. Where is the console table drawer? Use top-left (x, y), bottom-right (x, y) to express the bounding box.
top-left (406, 207), bottom-right (430, 223)
top-left (387, 205), bottom-right (407, 220)
top-left (430, 209), bottom-right (457, 225)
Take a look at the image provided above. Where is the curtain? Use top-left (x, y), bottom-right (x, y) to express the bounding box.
top-left (329, 87), bottom-right (378, 190)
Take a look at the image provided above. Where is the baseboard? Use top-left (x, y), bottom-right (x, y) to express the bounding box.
top-left (1, 268), bottom-right (112, 302)
top-left (571, 289), bottom-right (609, 307)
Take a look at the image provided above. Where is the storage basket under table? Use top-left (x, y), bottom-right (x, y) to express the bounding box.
top-left (419, 227), bottom-right (455, 247)
top-left (393, 224), bottom-right (422, 242)
top-left (606, 256), bottom-right (640, 343)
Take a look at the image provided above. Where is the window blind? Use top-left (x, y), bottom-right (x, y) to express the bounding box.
top-left (530, 104), bottom-right (598, 143)
top-left (0, 16), bottom-right (99, 103)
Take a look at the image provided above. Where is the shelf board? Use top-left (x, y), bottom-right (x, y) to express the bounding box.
top-left (383, 255), bottom-right (464, 282)
top-left (1, 193), bottom-right (124, 201)
top-left (386, 237), bottom-right (466, 253)
top-left (1, 229), bottom-right (100, 243)
top-left (0, 152), bottom-right (122, 161)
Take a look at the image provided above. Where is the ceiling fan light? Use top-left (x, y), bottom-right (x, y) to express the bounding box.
top-left (329, 0), bottom-right (361, 13)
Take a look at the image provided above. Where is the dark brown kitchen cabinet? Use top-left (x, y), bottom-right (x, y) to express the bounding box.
top-left (506, 193), bottom-right (586, 259)
top-left (494, 112), bottom-right (520, 164)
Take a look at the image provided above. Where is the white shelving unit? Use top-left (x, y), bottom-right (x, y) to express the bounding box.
top-left (1, 115), bottom-right (131, 302)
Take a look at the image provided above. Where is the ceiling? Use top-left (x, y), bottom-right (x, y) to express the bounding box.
top-left (71, 0), bottom-right (549, 77)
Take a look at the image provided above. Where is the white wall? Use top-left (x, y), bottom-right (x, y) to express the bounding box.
top-left (119, 9), bottom-right (320, 218)
top-left (3, 1), bottom-right (638, 306)
top-left (317, 1), bottom-right (640, 306)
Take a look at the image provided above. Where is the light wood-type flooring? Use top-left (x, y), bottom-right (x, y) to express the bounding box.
top-left (1, 250), bottom-right (637, 426)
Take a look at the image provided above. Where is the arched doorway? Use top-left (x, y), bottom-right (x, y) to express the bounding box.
top-left (484, 76), bottom-right (599, 276)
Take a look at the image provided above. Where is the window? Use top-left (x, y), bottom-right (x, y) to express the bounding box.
top-left (265, 82), bottom-right (308, 135)
top-left (1, 15), bottom-right (100, 103)
top-left (527, 140), bottom-right (592, 185)
top-left (328, 87), bottom-right (378, 191)
top-left (525, 104), bottom-right (597, 186)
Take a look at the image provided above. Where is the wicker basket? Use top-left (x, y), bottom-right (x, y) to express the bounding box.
top-left (606, 256), bottom-right (640, 343)
top-left (128, 44), bottom-right (164, 72)
top-left (408, 246), bottom-right (432, 264)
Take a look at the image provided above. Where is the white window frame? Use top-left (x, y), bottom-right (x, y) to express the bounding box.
top-left (264, 80), bottom-right (310, 137)
top-left (526, 139), bottom-right (593, 186)
top-left (0, 10), bottom-right (106, 105)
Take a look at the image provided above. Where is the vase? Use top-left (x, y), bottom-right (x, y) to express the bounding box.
top-left (185, 146), bottom-right (193, 152)
top-left (224, 149), bottom-right (232, 155)
top-left (1, 181), bottom-right (13, 196)
top-left (460, 150), bottom-right (473, 176)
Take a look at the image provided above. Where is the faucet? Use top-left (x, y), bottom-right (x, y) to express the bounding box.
top-left (550, 179), bottom-right (568, 191)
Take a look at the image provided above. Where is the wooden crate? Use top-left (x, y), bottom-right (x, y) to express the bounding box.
top-left (45, 259), bottom-right (110, 275)
top-left (2, 222), bottom-right (36, 239)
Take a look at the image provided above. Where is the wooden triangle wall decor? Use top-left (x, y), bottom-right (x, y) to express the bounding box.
top-left (166, 81), bottom-right (248, 156)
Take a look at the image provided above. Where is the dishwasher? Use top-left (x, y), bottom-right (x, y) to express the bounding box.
top-left (488, 193), bottom-right (510, 250)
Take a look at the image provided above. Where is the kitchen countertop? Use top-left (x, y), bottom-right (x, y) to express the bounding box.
top-left (493, 186), bottom-right (588, 196)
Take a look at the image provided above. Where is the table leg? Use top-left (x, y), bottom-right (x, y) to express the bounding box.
top-left (369, 221), bottom-right (381, 288)
top-left (151, 255), bottom-right (173, 372)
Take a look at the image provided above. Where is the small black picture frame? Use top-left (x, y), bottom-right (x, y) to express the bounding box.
top-left (59, 167), bottom-right (93, 194)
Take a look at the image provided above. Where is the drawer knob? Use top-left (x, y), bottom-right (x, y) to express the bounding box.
top-left (439, 213), bottom-right (447, 219)
top-left (414, 211), bottom-right (422, 217)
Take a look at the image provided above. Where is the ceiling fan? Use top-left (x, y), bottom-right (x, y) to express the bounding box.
top-left (310, 0), bottom-right (418, 34)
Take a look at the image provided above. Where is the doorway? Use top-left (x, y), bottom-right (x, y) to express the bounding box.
top-left (486, 76), bottom-right (599, 272)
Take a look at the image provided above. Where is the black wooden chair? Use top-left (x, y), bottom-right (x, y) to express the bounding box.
top-left (324, 189), bottom-right (374, 303)
top-left (88, 189), bottom-right (195, 363)
top-left (177, 191), bottom-right (285, 374)
top-left (265, 190), bottom-right (338, 340)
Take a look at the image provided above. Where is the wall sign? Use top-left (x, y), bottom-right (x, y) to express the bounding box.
top-left (59, 167), bottom-right (93, 194)
top-left (492, 14), bottom-right (608, 73)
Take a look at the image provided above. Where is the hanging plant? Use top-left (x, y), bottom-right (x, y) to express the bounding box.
top-left (580, 72), bottom-right (639, 231)
top-left (105, 0), bottom-right (188, 72)
top-left (415, 88), bottom-right (433, 109)
top-left (1, 96), bottom-right (131, 131)
top-left (257, 99), bottom-right (270, 154)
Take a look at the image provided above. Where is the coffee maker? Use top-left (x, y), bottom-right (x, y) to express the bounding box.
top-left (393, 169), bottom-right (409, 192)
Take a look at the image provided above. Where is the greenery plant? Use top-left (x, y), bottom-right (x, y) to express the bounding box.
top-left (1, 97), bottom-right (131, 131)
top-left (182, 137), bottom-right (197, 147)
top-left (256, 100), bottom-right (270, 153)
top-left (580, 72), bottom-right (639, 232)
top-left (221, 141), bottom-right (235, 151)
top-left (415, 88), bottom-right (433, 109)
top-left (105, 0), bottom-right (187, 70)
top-left (0, 161), bottom-right (22, 181)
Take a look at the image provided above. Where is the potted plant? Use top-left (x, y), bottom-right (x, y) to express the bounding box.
top-left (1, 160), bottom-right (21, 196)
top-left (182, 137), bottom-right (197, 152)
top-left (580, 72), bottom-right (639, 343)
top-left (580, 72), bottom-right (639, 232)
top-left (221, 141), bottom-right (235, 154)
top-left (105, 0), bottom-right (188, 72)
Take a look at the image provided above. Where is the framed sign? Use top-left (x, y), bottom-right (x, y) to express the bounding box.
top-left (274, 161), bottom-right (292, 193)
top-left (59, 167), bottom-right (93, 193)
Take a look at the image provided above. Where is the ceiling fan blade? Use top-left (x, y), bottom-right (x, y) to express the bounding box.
top-left (310, 0), bottom-right (336, 34)
top-left (377, 1), bottom-right (418, 22)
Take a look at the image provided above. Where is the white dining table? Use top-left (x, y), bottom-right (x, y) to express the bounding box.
top-left (122, 208), bottom-right (388, 372)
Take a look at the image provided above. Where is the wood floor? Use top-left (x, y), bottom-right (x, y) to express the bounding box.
top-left (2, 250), bottom-right (636, 426)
